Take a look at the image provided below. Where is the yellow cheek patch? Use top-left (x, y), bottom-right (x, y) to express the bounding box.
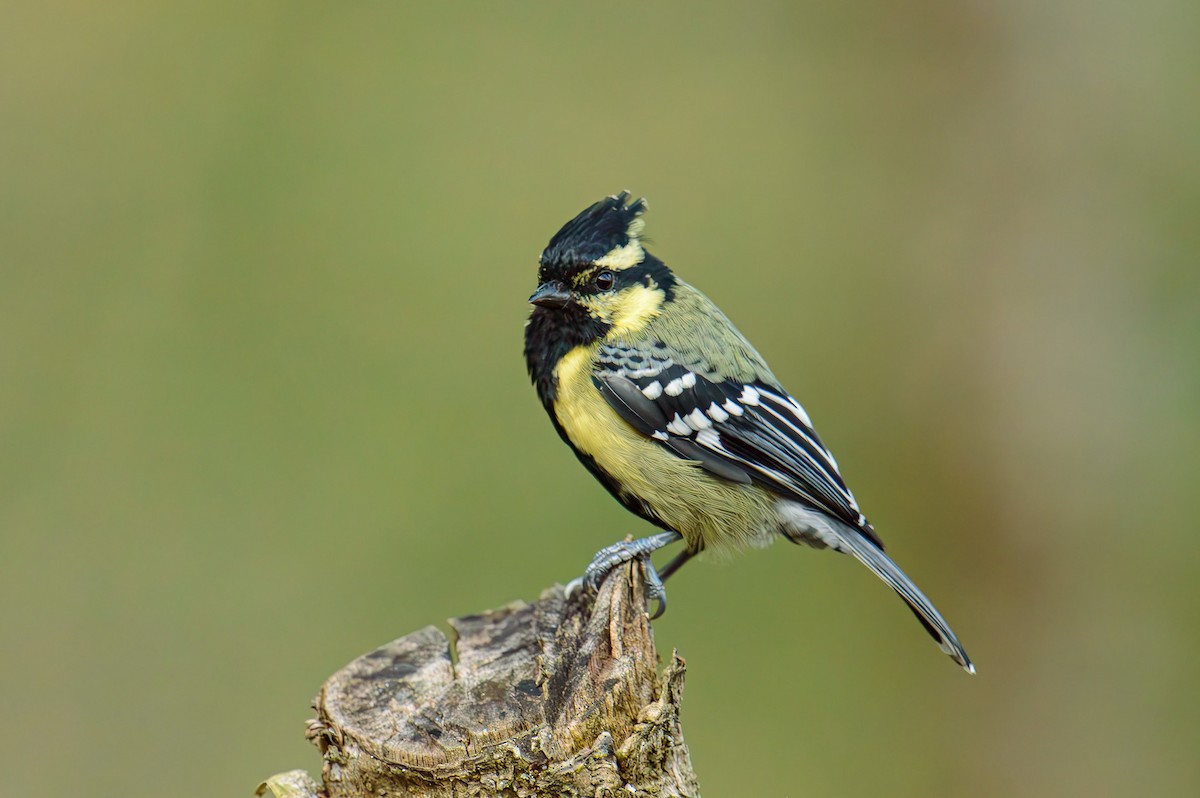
top-left (608, 284), bottom-right (663, 336)
top-left (574, 284), bottom-right (663, 335)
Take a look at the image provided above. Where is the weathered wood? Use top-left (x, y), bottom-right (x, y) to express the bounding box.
top-left (290, 563), bottom-right (699, 797)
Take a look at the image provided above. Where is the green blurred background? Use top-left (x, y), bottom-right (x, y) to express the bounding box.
top-left (3, 3), bottom-right (1197, 796)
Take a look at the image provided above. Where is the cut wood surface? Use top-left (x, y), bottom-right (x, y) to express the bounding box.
top-left (268, 562), bottom-right (699, 797)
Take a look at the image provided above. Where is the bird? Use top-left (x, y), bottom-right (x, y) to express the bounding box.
top-left (523, 192), bottom-right (973, 672)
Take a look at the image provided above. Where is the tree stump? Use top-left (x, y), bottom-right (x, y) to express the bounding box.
top-left (263, 563), bottom-right (699, 798)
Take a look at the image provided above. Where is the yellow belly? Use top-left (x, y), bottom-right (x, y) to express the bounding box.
top-left (553, 344), bottom-right (777, 553)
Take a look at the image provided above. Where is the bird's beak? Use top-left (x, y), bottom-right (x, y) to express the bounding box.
top-left (529, 282), bottom-right (572, 309)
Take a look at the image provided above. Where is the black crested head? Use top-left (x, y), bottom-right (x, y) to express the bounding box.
top-left (539, 191), bottom-right (647, 280)
top-left (525, 192), bottom-right (678, 406)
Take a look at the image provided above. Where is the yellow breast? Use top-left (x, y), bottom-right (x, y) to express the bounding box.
top-left (551, 344), bottom-right (777, 553)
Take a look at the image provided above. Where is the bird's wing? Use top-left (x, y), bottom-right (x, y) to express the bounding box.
top-left (593, 342), bottom-right (879, 544)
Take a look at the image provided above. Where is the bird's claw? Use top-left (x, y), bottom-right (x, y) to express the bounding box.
top-left (643, 562), bottom-right (667, 620)
top-left (563, 575), bottom-right (585, 599)
top-left (578, 532), bottom-right (679, 619)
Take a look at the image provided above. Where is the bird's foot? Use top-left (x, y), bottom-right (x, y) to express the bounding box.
top-left (564, 560), bottom-right (666, 617)
top-left (577, 530), bottom-right (681, 619)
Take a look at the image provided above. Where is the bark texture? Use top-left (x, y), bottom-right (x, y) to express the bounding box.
top-left (290, 563), bottom-right (699, 797)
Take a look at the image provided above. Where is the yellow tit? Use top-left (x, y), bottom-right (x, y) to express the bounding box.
top-left (524, 192), bottom-right (973, 672)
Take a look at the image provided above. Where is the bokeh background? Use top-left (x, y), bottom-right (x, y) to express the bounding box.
top-left (3, 3), bottom-right (1197, 796)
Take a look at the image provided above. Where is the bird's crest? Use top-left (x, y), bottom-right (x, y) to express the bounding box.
top-left (540, 192), bottom-right (647, 276)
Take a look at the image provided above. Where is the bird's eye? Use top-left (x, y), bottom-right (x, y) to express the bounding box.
top-left (594, 270), bottom-right (616, 291)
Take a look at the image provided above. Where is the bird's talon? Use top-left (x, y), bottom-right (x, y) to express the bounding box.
top-left (575, 531), bottom-right (681, 614)
top-left (642, 559), bottom-right (668, 620)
